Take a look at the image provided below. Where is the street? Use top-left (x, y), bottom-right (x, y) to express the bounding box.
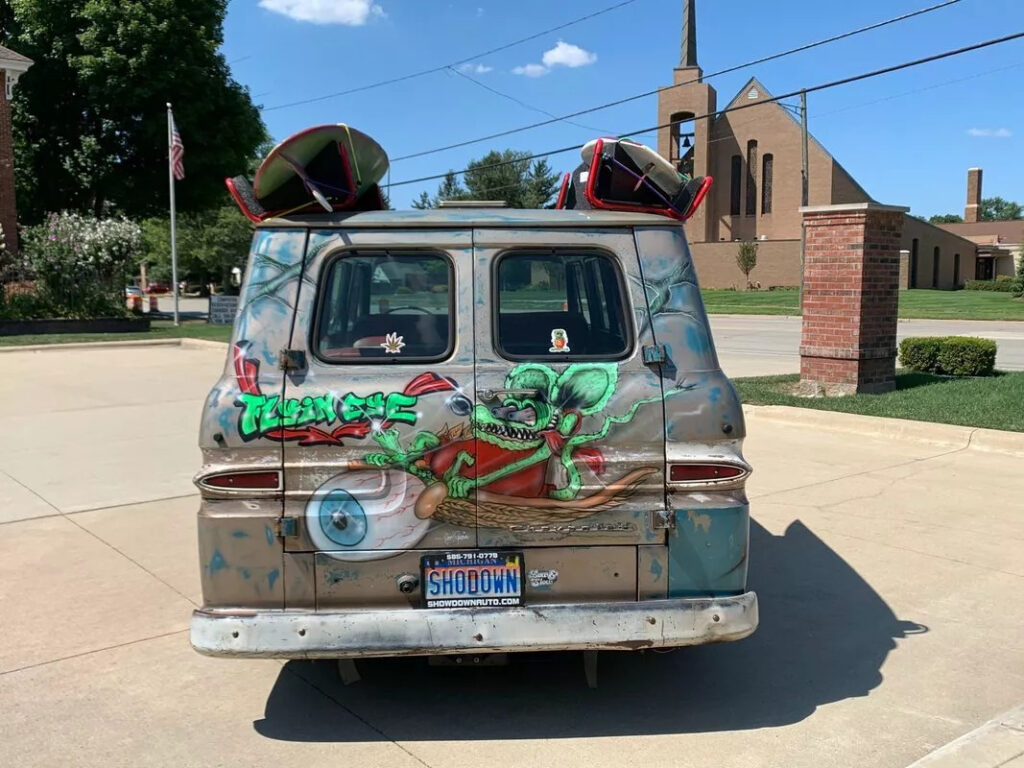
top-left (710, 315), bottom-right (1024, 378)
top-left (0, 344), bottom-right (1021, 768)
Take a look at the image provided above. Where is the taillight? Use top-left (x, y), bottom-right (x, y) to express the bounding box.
top-left (202, 470), bottom-right (281, 490)
top-left (669, 464), bottom-right (746, 483)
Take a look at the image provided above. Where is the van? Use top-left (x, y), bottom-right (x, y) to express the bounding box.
top-left (190, 207), bottom-right (757, 680)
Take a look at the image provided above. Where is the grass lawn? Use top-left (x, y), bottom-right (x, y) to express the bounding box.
top-left (701, 288), bottom-right (1024, 321)
top-left (0, 319), bottom-right (232, 347)
top-left (734, 371), bottom-right (1024, 432)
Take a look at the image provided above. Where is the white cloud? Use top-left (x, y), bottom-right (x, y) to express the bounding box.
top-left (967, 127), bottom-right (1012, 138)
top-left (457, 62), bottom-right (493, 74)
top-left (541, 40), bottom-right (597, 68)
top-left (477, 6), bottom-right (484, 16)
top-left (513, 40), bottom-right (596, 78)
top-left (512, 63), bottom-right (549, 78)
top-left (258, 0), bottom-right (385, 26)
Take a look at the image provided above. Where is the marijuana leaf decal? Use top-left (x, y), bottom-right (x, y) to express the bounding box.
top-left (381, 332), bottom-right (405, 354)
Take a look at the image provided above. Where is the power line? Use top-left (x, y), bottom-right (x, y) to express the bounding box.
top-left (435, 59), bottom-right (1023, 202)
top-left (261, 0), bottom-right (643, 112)
top-left (390, 31), bottom-right (1024, 189)
top-left (391, 0), bottom-right (962, 162)
top-left (446, 66), bottom-right (612, 135)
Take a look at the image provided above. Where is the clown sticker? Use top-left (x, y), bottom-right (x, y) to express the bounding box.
top-left (549, 328), bottom-right (570, 353)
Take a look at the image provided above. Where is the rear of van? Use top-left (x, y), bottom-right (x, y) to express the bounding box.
top-left (190, 209), bottom-right (757, 660)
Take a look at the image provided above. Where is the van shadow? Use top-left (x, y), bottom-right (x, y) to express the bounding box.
top-left (254, 520), bottom-right (926, 741)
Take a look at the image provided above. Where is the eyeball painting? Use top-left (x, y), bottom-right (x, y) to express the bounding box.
top-left (306, 470), bottom-right (431, 561)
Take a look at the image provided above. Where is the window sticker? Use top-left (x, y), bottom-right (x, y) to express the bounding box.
top-left (549, 328), bottom-right (570, 353)
top-left (381, 332), bottom-right (406, 354)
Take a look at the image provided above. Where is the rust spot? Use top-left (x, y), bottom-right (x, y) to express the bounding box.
top-left (473, 633), bottom-right (483, 642)
top-left (687, 510), bottom-right (711, 533)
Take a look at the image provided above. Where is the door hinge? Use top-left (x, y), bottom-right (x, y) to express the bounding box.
top-left (641, 344), bottom-right (667, 365)
top-left (651, 510), bottom-right (676, 530)
top-left (275, 516), bottom-right (299, 538)
top-left (278, 349), bottom-right (307, 371)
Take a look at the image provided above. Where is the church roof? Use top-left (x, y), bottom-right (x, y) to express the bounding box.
top-left (718, 76), bottom-right (874, 203)
top-left (0, 43), bottom-right (33, 70)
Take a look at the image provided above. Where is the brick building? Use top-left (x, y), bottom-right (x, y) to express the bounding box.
top-left (657, 1), bottom-right (978, 290)
top-left (0, 43), bottom-right (33, 257)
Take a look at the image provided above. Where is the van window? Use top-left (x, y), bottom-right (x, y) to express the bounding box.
top-left (495, 251), bottom-right (631, 360)
top-left (315, 252), bottom-right (453, 362)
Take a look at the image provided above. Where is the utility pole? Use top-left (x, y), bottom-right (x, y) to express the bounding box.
top-left (799, 90), bottom-right (809, 305)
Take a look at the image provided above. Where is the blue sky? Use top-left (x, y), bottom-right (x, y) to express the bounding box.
top-left (221, 0), bottom-right (1023, 215)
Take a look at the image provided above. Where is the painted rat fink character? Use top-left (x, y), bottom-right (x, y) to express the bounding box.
top-left (363, 363), bottom-right (661, 515)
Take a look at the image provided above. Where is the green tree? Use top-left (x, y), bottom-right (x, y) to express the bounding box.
top-left (928, 214), bottom-right (963, 224)
top-left (463, 151), bottom-right (559, 208)
top-left (140, 206), bottom-right (252, 293)
top-left (4, 0), bottom-right (266, 222)
top-left (412, 171), bottom-right (467, 209)
top-left (735, 241), bottom-right (758, 288)
top-left (980, 197), bottom-right (1023, 221)
top-left (411, 152), bottom-right (559, 209)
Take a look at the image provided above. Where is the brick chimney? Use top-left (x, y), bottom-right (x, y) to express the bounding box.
top-left (965, 167), bottom-right (982, 223)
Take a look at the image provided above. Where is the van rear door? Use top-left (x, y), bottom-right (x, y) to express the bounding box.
top-left (278, 228), bottom-right (479, 564)
top-left (471, 227), bottom-right (668, 549)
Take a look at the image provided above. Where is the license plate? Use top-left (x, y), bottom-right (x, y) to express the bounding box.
top-left (420, 551), bottom-right (524, 608)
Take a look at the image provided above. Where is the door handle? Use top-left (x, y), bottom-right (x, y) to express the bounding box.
top-left (480, 388), bottom-right (540, 402)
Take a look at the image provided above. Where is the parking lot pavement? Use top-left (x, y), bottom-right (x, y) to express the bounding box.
top-left (1, 345), bottom-right (1022, 768)
top-left (709, 315), bottom-right (1024, 378)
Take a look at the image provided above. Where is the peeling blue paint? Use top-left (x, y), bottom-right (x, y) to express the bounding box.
top-left (709, 386), bottom-right (722, 404)
top-left (264, 525), bottom-right (275, 546)
top-left (231, 530), bottom-right (249, 539)
top-left (685, 324), bottom-right (711, 355)
top-left (239, 567), bottom-right (251, 580)
top-left (268, 568), bottom-right (280, 591)
top-left (207, 549), bottom-right (227, 575)
top-left (649, 557), bottom-right (663, 580)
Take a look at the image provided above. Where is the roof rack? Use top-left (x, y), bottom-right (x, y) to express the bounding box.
top-left (437, 200), bottom-right (508, 208)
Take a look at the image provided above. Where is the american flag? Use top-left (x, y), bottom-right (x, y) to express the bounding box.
top-left (170, 115), bottom-right (185, 181)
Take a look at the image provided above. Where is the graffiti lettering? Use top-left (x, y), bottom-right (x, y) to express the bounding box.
top-left (232, 342), bottom-right (453, 444)
top-left (237, 392), bottom-right (339, 439)
top-left (237, 391), bottom-right (417, 441)
top-left (340, 392), bottom-right (418, 425)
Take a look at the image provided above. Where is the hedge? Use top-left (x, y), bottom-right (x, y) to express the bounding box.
top-left (964, 279), bottom-right (1021, 292)
top-left (899, 336), bottom-right (996, 377)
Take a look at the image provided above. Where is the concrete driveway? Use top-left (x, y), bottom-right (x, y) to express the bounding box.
top-left (1, 345), bottom-right (1021, 768)
top-left (711, 315), bottom-right (1024, 378)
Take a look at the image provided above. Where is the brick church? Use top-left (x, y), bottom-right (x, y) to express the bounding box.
top-left (656, 1), bottom-right (1016, 290)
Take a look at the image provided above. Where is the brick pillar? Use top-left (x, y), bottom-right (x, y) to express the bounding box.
top-left (0, 68), bottom-right (19, 257)
top-left (798, 203), bottom-right (908, 396)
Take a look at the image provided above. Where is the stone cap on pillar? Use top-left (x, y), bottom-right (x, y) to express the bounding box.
top-left (799, 202), bottom-right (910, 215)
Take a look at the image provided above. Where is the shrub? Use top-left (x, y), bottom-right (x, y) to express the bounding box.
top-left (14, 213), bottom-right (142, 319)
top-left (899, 336), bottom-right (996, 377)
top-left (898, 337), bottom-right (943, 372)
top-left (935, 337), bottom-right (997, 377)
top-left (735, 241), bottom-right (758, 287)
top-left (964, 279), bottom-right (1021, 292)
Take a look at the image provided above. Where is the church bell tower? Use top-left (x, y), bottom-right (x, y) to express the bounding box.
top-left (657, 0), bottom-right (716, 242)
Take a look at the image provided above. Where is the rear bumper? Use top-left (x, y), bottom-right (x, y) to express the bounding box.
top-left (190, 592), bottom-right (758, 658)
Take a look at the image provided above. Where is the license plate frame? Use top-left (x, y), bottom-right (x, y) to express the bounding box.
top-left (420, 551), bottom-right (524, 609)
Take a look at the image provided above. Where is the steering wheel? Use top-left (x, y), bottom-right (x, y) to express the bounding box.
top-left (385, 306), bottom-right (432, 314)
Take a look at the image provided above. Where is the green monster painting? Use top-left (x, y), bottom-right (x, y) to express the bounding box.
top-left (362, 363), bottom-right (661, 521)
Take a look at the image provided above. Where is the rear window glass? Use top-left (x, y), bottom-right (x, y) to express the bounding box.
top-left (495, 251), bottom-right (631, 360)
top-left (315, 252), bottom-right (453, 363)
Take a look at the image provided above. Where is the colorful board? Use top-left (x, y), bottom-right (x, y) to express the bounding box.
top-left (563, 137), bottom-right (711, 221)
top-left (253, 124), bottom-right (389, 215)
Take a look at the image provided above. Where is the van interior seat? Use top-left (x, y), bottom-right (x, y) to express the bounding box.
top-left (321, 313), bottom-right (449, 358)
top-left (498, 311), bottom-right (590, 356)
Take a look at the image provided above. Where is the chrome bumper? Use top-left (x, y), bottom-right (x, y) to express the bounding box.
top-left (190, 592), bottom-right (758, 658)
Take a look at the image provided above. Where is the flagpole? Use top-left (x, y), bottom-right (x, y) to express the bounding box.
top-left (167, 102), bottom-right (180, 327)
